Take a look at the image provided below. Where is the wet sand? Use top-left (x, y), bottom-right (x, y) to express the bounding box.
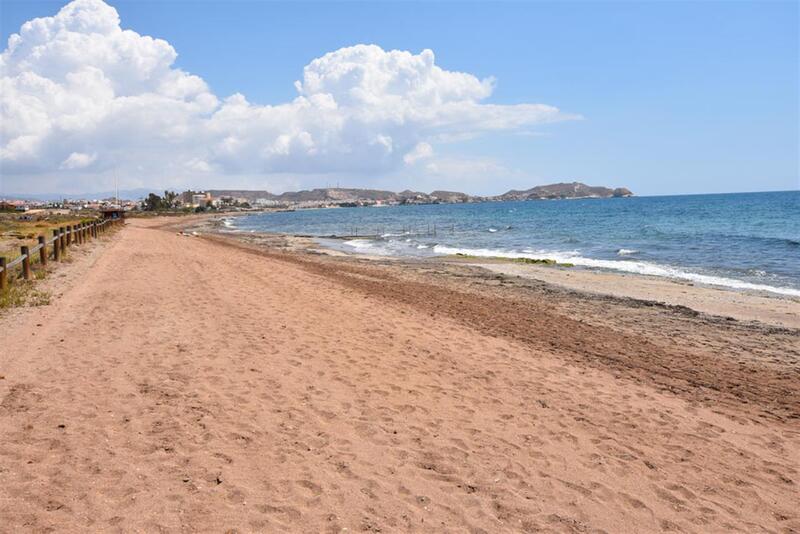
top-left (1, 217), bottom-right (798, 532)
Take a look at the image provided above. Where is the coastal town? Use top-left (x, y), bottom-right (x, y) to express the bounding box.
top-left (1, 182), bottom-right (634, 216)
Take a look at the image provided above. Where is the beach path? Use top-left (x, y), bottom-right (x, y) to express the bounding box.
top-left (1, 218), bottom-right (797, 532)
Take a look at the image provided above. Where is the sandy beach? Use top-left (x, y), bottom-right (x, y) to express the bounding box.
top-left (1, 217), bottom-right (798, 532)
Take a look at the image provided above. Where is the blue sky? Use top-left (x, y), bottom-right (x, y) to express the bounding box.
top-left (1, 0), bottom-right (798, 196)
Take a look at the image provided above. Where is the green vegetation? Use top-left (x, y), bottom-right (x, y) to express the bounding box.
top-left (143, 191), bottom-right (180, 211)
top-left (452, 253), bottom-right (574, 267)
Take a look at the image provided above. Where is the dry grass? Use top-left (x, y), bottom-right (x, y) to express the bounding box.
top-left (0, 212), bottom-right (94, 263)
top-left (0, 279), bottom-right (51, 309)
top-left (0, 212), bottom-right (108, 310)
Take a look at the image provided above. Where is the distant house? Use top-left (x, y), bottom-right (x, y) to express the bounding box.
top-left (180, 190), bottom-right (212, 208)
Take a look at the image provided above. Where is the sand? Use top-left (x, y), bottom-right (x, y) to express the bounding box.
top-left (1, 217), bottom-right (798, 532)
top-left (467, 261), bottom-right (800, 329)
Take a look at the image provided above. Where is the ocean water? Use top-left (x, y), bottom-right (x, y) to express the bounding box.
top-left (231, 191), bottom-right (800, 297)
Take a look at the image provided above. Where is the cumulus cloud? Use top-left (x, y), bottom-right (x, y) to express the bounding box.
top-left (403, 142), bottom-right (434, 165)
top-left (0, 0), bottom-right (577, 192)
top-left (60, 151), bottom-right (97, 169)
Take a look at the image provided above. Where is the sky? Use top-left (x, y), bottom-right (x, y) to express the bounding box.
top-left (0, 0), bottom-right (798, 197)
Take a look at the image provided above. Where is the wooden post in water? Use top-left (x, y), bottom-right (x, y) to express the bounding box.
top-left (38, 236), bottom-right (47, 266)
top-left (0, 257), bottom-right (7, 290)
top-left (53, 229), bottom-right (61, 261)
top-left (21, 246), bottom-right (31, 281)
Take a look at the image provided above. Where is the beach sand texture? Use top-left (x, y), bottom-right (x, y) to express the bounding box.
top-left (1, 218), bottom-right (798, 532)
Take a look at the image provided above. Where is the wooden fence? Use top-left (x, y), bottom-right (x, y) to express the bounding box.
top-left (0, 217), bottom-right (124, 290)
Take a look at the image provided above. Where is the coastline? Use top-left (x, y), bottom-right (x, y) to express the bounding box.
top-left (197, 214), bottom-right (800, 329)
top-left (2, 216), bottom-right (798, 531)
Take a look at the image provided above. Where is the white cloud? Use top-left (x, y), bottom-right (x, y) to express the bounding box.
top-left (404, 142), bottom-right (434, 165)
top-left (59, 151), bottom-right (97, 169)
top-left (0, 0), bottom-right (577, 193)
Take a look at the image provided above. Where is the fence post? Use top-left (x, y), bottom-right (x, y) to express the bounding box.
top-left (38, 235), bottom-right (47, 266)
top-left (66, 225), bottom-right (72, 246)
top-left (21, 246), bottom-right (31, 281)
top-left (53, 229), bottom-right (61, 261)
top-left (0, 257), bottom-right (6, 290)
top-left (59, 227), bottom-right (66, 252)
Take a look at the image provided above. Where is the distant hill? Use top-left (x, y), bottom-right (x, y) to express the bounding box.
top-left (7, 182), bottom-right (631, 204)
top-left (496, 182), bottom-right (633, 201)
top-left (210, 182), bottom-right (632, 204)
top-left (208, 188), bottom-right (400, 203)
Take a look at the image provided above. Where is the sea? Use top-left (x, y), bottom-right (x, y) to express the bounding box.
top-left (228, 191), bottom-right (800, 297)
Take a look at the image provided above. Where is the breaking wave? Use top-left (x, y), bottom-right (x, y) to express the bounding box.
top-left (432, 245), bottom-right (800, 297)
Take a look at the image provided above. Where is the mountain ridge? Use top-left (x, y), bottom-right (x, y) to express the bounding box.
top-left (208, 182), bottom-right (632, 204)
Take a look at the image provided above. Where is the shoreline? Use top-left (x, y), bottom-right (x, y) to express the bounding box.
top-left (195, 215), bottom-right (800, 329)
top-left (2, 216), bottom-right (798, 531)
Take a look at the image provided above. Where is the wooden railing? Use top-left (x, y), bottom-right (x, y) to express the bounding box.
top-left (0, 217), bottom-right (124, 290)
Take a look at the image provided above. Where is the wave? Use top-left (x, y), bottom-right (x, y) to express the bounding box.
top-left (617, 248), bottom-right (638, 256)
top-left (343, 239), bottom-right (374, 250)
top-left (432, 245), bottom-right (800, 297)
